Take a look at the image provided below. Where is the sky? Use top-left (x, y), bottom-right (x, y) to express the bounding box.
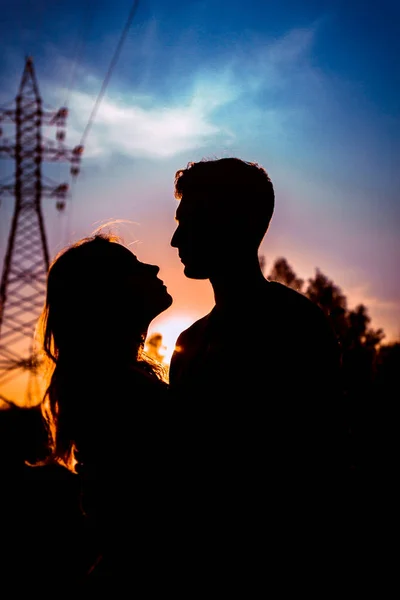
top-left (0, 0), bottom-right (399, 373)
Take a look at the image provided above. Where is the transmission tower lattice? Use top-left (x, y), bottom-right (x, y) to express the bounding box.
top-left (0, 56), bottom-right (83, 406)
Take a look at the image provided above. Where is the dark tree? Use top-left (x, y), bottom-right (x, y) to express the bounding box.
top-left (266, 256), bottom-right (304, 292)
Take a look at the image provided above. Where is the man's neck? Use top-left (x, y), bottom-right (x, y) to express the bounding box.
top-left (210, 260), bottom-right (268, 311)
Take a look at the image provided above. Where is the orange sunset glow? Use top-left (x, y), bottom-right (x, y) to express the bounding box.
top-left (0, 0), bottom-right (398, 592)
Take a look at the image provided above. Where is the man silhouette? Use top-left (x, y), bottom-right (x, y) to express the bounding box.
top-left (169, 157), bottom-right (345, 587)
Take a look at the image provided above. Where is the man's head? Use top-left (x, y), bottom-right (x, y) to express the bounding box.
top-left (171, 157), bottom-right (275, 279)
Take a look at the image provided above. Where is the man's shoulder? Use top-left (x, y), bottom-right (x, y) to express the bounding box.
top-left (265, 281), bottom-right (339, 348)
top-left (169, 314), bottom-right (212, 378)
top-left (267, 280), bottom-right (309, 304)
top-left (267, 281), bottom-right (325, 319)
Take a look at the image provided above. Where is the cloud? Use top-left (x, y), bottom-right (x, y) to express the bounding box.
top-left (34, 24), bottom-right (320, 161)
top-left (63, 86), bottom-right (233, 159)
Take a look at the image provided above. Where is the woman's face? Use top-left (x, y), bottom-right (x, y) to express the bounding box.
top-left (123, 253), bottom-right (173, 322)
top-left (48, 241), bottom-right (173, 348)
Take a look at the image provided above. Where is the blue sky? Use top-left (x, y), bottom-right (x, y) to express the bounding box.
top-left (0, 0), bottom-right (399, 356)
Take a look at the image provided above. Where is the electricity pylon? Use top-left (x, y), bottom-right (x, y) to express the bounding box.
top-left (0, 56), bottom-right (83, 407)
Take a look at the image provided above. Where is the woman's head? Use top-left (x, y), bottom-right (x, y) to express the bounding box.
top-left (40, 233), bottom-right (172, 366)
top-left (35, 233), bottom-right (172, 471)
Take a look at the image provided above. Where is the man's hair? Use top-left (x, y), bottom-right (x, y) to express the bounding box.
top-left (174, 157), bottom-right (275, 243)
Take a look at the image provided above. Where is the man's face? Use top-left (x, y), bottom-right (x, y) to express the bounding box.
top-left (171, 191), bottom-right (225, 280)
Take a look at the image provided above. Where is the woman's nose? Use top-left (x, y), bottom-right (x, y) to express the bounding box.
top-left (171, 227), bottom-right (179, 248)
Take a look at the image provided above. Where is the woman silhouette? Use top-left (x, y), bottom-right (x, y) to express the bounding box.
top-left (33, 232), bottom-right (174, 587)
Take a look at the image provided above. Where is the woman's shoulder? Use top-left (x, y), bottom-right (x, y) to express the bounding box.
top-left (127, 363), bottom-right (169, 391)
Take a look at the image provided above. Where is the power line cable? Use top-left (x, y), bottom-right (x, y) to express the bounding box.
top-left (61, 0), bottom-right (140, 245)
top-left (80, 0), bottom-right (140, 148)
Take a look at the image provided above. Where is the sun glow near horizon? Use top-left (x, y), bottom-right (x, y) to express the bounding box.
top-left (146, 313), bottom-right (195, 367)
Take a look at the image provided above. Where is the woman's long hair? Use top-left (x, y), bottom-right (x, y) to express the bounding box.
top-left (33, 233), bottom-right (168, 472)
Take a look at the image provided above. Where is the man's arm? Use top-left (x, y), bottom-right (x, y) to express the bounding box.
top-left (168, 331), bottom-right (186, 389)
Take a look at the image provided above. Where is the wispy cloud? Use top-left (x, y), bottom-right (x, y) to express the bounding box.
top-left (35, 25), bottom-right (320, 161)
top-left (61, 86), bottom-right (234, 159)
